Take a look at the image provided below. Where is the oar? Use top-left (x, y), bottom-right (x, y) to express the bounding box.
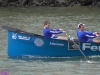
top-left (71, 38), bottom-right (90, 62)
top-left (64, 32), bottom-right (90, 63)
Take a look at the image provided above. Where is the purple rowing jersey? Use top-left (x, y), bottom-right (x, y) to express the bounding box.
top-left (43, 28), bottom-right (63, 38)
top-left (77, 30), bottom-right (96, 42)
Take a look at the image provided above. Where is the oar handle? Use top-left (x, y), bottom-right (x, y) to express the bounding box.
top-left (63, 31), bottom-right (74, 41)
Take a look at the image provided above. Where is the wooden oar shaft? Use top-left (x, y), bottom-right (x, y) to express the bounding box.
top-left (72, 40), bottom-right (88, 61)
top-left (64, 32), bottom-right (89, 61)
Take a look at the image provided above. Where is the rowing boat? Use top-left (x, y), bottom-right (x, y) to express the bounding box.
top-left (2, 25), bottom-right (100, 57)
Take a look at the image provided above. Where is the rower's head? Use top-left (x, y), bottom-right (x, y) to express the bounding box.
top-left (44, 21), bottom-right (50, 28)
top-left (78, 23), bottom-right (85, 31)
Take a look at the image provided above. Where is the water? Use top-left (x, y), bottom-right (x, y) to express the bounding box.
top-left (0, 6), bottom-right (100, 75)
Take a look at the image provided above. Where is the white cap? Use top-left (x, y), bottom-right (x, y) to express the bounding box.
top-left (78, 23), bottom-right (85, 28)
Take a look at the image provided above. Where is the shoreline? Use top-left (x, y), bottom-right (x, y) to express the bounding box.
top-left (0, 0), bottom-right (100, 7)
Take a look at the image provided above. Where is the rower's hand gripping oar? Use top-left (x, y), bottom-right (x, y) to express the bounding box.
top-left (63, 31), bottom-right (90, 63)
top-left (63, 31), bottom-right (73, 41)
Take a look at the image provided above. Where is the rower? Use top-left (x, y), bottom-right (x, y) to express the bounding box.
top-left (43, 21), bottom-right (69, 41)
top-left (77, 23), bottom-right (100, 43)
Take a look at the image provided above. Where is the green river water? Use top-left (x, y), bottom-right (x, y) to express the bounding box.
top-left (0, 7), bottom-right (100, 75)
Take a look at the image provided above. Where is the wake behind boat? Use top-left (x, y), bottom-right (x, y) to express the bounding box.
top-left (2, 25), bottom-right (100, 57)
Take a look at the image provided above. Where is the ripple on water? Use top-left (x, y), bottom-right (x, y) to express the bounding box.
top-left (0, 7), bottom-right (100, 75)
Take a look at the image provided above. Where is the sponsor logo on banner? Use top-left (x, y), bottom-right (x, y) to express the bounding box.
top-left (68, 41), bottom-right (80, 50)
top-left (34, 38), bottom-right (44, 47)
top-left (18, 35), bottom-right (30, 40)
top-left (82, 43), bottom-right (100, 51)
top-left (12, 33), bottom-right (17, 39)
top-left (50, 42), bottom-right (64, 46)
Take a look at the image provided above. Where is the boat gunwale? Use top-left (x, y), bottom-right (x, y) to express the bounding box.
top-left (2, 25), bottom-right (79, 42)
